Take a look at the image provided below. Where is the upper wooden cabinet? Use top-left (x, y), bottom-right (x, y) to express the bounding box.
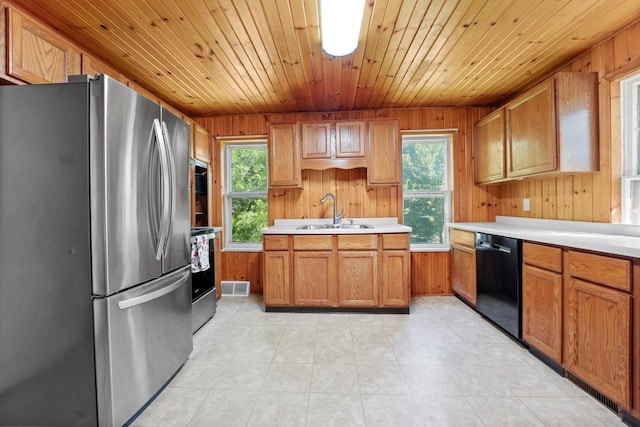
top-left (300, 122), bottom-right (332, 159)
top-left (506, 72), bottom-right (598, 178)
top-left (81, 54), bottom-right (127, 85)
top-left (367, 119), bottom-right (401, 186)
top-left (3, 6), bottom-right (81, 84)
top-left (269, 123), bottom-right (301, 188)
top-left (299, 120), bottom-right (367, 170)
top-left (192, 122), bottom-right (211, 164)
top-left (335, 121), bottom-right (366, 158)
top-left (474, 108), bottom-right (506, 184)
top-left (474, 72), bottom-right (598, 184)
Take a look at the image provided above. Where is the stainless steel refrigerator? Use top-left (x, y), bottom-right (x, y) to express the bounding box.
top-left (0, 74), bottom-right (192, 426)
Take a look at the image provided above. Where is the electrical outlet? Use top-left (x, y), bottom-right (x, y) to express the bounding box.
top-left (523, 198), bottom-right (531, 212)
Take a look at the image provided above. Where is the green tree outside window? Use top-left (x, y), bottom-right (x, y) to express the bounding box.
top-left (402, 136), bottom-right (451, 246)
top-left (225, 143), bottom-right (268, 245)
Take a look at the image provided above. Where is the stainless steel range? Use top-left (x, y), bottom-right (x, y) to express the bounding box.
top-left (191, 227), bottom-right (217, 332)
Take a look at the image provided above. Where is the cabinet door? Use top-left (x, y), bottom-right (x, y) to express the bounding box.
top-left (335, 121), bottom-right (366, 158)
top-left (81, 54), bottom-right (127, 85)
top-left (6, 7), bottom-right (81, 83)
top-left (269, 123), bottom-right (301, 187)
top-left (193, 122), bottom-right (211, 163)
top-left (381, 250), bottom-right (410, 306)
top-left (450, 245), bottom-right (476, 305)
top-left (367, 119), bottom-right (401, 186)
top-left (506, 79), bottom-right (557, 177)
top-left (522, 264), bottom-right (562, 363)
top-left (263, 251), bottom-right (291, 306)
top-left (566, 278), bottom-right (631, 408)
top-left (338, 251), bottom-right (378, 307)
top-left (474, 109), bottom-right (506, 184)
top-left (294, 251), bottom-right (336, 306)
top-left (300, 122), bottom-right (332, 159)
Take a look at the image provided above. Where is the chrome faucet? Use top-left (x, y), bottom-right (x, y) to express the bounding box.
top-left (320, 192), bottom-right (344, 225)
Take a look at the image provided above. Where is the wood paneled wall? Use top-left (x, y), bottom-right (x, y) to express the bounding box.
top-left (497, 20), bottom-right (640, 223)
top-left (196, 107), bottom-right (497, 295)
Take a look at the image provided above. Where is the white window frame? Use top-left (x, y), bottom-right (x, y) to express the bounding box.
top-left (401, 134), bottom-right (452, 251)
top-left (621, 73), bottom-right (640, 225)
top-left (223, 141), bottom-right (268, 251)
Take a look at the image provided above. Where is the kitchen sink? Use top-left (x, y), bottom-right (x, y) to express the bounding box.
top-left (296, 223), bottom-right (373, 230)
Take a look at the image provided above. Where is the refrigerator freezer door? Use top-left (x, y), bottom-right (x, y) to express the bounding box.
top-left (0, 82), bottom-right (98, 426)
top-left (161, 107), bottom-right (190, 274)
top-left (90, 75), bottom-right (163, 295)
top-left (93, 265), bottom-right (193, 427)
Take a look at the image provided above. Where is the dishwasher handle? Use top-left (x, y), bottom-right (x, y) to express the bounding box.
top-left (478, 240), bottom-right (512, 253)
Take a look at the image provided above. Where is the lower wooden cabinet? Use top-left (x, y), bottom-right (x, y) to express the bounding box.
top-left (566, 277), bottom-right (632, 408)
top-left (522, 264), bottom-right (562, 363)
top-left (263, 232), bottom-right (410, 309)
top-left (381, 250), bottom-right (410, 306)
top-left (565, 250), bottom-right (633, 410)
top-left (294, 251), bottom-right (336, 306)
top-left (263, 251), bottom-right (291, 306)
top-left (450, 244), bottom-right (476, 305)
top-left (337, 251), bottom-right (377, 306)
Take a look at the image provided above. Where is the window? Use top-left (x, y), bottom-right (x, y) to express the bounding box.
top-left (621, 73), bottom-right (640, 225)
top-left (224, 141), bottom-right (268, 249)
top-left (402, 134), bottom-right (452, 248)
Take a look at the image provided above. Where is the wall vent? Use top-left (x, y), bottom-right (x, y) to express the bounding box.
top-left (221, 281), bottom-right (250, 296)
top-left (565, 372), bottom-right (619, 414)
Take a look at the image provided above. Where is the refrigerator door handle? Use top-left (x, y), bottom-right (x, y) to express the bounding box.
top-left (147, 122), bottom-right (162, 257)
top-left (117, 268), bottom-right (190, 309)
top-left (161, 121), bottom-right (176, 258)
top-left (153, 118), bottom-right (171, 261)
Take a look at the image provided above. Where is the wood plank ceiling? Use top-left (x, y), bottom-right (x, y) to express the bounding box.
top-left (14, 0), bottom-right (640, 116)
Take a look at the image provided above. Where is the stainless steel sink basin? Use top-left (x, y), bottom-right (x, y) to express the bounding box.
top-left (296, 224), bottom-right (333, 230)
top-left (296, 223), bottom-right (373, 230)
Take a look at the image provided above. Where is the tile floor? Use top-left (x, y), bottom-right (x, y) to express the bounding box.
top-left (131, 295), bottom-right (627, 427)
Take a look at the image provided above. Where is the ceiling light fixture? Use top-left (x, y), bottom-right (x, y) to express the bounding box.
top-left (319, 0), bottom-right (366, 57)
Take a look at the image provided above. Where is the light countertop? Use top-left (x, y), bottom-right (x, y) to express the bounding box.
top-left (447, 216), bottom-right (640, 258)
top-left (261, 217), bottom-right (412, 235)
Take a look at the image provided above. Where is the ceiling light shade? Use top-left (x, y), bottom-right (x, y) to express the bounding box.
top-left (320, 0), bottom-right (366, 57)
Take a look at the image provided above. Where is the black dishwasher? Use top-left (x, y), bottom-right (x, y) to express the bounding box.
top-left (475, 233), bottom-right (522, 340)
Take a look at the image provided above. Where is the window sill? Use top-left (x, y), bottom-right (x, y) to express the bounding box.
top-left (222, 244), bottom-right (263, 252)
top-left (410, 244), bottom-right (450, 252)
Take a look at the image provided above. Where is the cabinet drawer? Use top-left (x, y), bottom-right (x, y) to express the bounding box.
top-left (293, 235), bottom-right (333, 251)
top-left (523, 242), bottom-right (562, 273)
top-left (264, 235), bottom-right (289, 251)
top-left (568, 250), bottom-right (632, 292)
top-left (450, 228), bottom-right (475, 248)
top-left (338, 234), bottom-right (377, 250)
top-left (382, 233), bottom-right (409, 250)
